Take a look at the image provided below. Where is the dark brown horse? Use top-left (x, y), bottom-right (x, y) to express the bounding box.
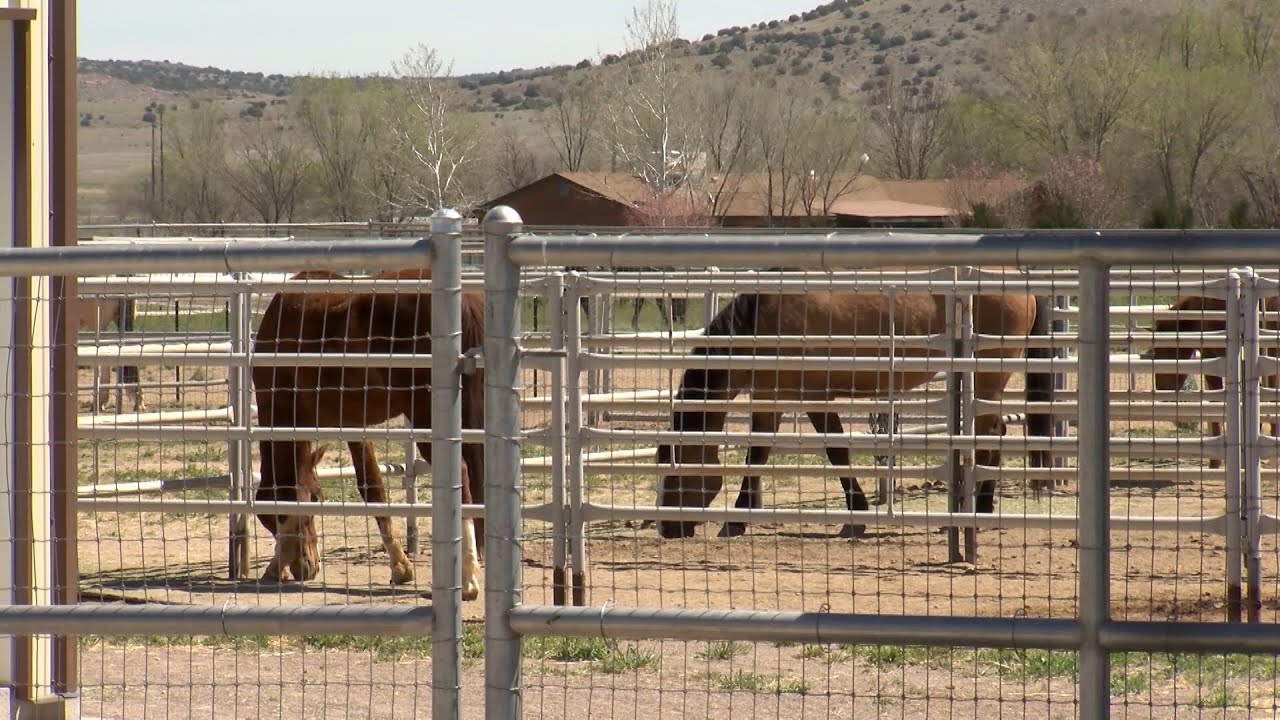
top-left (80, 296), bottom-right (146, 414)
top-left (251, 268), bottom-right (486, 599)
top-left (655, 286), bottom-right (1054, 539)
top-left (1153, 294), bottom-right (1280, 467)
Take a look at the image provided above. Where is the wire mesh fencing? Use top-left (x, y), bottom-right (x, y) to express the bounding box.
top-left (6, 230), bottom-right (475, 720)
top-left (494, 218), bottom-right (1280, 720)
top-left (11, 220), bottom-right (1280, 718)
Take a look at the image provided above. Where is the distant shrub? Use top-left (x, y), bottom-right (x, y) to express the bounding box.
top-left (872, 54), bottom-right (886, 64)
top-left (889, 34), bottom-right (907, 46)
top-left (940, 2), bottom-right (953, 11)
top-left (859, 10), bottom-right (871, 18)
top-left (906, 52), bottom-right (921, 64)
top-left (1026, 12), bottom-right (1037, 21)
top-left (821, 50), bottom-right (835, 61)
top-left (899, 3), bottom-right (912, 11)
top-left (751, 53), bottom-right (777, 67)
top-left (875, 65), bottom-right (890, 76)
top-left (710, 54), bottom-right (731, 69)
top-left (911, 29), bottom-right (935, 40)
top-left (789, 13), bottom-right (800, 21)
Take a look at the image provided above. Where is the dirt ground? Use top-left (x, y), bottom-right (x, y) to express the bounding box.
top-left (71, 333), bottom-right (1280, 719)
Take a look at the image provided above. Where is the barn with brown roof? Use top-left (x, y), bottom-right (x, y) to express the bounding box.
top-left (478, 171), bottom-right (1022, 228)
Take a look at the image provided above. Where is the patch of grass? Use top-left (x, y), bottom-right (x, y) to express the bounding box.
top-left (523, 635), bottom-right (616, 662)
top-left (697, 640), bottom-right (748, 661)
top-left (835, 644), bottom-right (941, 668)
top-left (799, 643), bottom-right (828, 659)
top-left (1198, 687), bottom-right (1238, 708)
top-left (1165, 652), bottom-right (1280, 684)
top-left (78, 634), bottom-right (274, 651)
top-left (302, 634), bottom-right (432, 662)
top-left (711, 670), bottom-right (809, 695)
top-left (1111, 667), bottom-right (1150, 696)
top-left (595, 643), bottom-right (658, 674)
top-left (461, 622), bottom-right (485, 661)
top-left (974, 648), bottom-right (1077, 680)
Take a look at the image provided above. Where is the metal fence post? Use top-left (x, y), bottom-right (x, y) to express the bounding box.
top-left (484, 206), bottom-right (525, 719)
top-left (547, 272), bottom-right (570, 606)
top-left (564, 274), bottom-right (589, 607)
top-left (430, 208), bottom-right (464, 720)
top-left (1077, 259), bottom-right (1111, 720)
top-left (1224, 270), bottom-right (1243, 622)
top-left (1242, 268), bottom-right (1264, 623)
top-left (226, 279), bottom-right (250, 580)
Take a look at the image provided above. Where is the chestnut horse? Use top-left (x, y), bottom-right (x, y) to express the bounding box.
top-left (1153, 294), bottom-right (1280, 468)
top-left (80, 296), bottom-right (146, 413)
top-left (251, 268), bottom-right (486, 599)
top-left (655, 286), bottom-right (1054, 539)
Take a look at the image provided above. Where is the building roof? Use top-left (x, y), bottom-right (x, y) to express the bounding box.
top-left (481, 170), bottom-right (1028, 222)
top-left (827, 198), bottom-right (955, 219)
top-left (554, 172), bottom-right (652, 205)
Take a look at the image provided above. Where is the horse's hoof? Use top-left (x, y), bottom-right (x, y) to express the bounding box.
top-left (717, 522), bottom-right (747, 538)
top-left (657, 521), bottom-right (697, 539)
top-left (840, 524), bottom-right (866, 539)
top-left (462, 581), bottom-right (481, 602)
top-left (390, 561), bottom-right (415, 585)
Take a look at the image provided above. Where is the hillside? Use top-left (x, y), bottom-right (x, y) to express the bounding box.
top-left (75, 0), bottom-right (1178, 222)
top-left (78, 0), bottom-right (1175, 110)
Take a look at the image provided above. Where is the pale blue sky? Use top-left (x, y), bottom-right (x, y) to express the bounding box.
top-left (79, 1), bottom-right (808, 76)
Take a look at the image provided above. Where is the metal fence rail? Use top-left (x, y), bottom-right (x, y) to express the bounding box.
top-left (3, 217), bottom-right (1279, 718)
top-left (483, 209), bottom-right (1280, 720)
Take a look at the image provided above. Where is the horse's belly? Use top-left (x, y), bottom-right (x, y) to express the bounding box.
top-left (749, 370), bottom-right (939, 400)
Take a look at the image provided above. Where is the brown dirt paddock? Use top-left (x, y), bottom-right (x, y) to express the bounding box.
top-left (72, 334), bottom-right (1280, 718)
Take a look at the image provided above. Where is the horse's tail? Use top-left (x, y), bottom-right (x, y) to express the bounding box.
top-left (1024, 295), bottom-right (1055, 467)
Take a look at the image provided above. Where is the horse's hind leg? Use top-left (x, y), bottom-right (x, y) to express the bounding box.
top-left (415, 440), bottom-right (482, 601)
top-left (719, 411), bottom-right (780, 538)
top-left (1202, 370), bottom-right (1225, 470)
top-left (807, 411), bottom-right (868, 539)
top-left (348, 440), bottom-right (414, 584)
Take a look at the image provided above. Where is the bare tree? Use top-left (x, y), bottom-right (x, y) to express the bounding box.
top-left (991, 13), bottom-right (1150, 162)
top-left (870, 67), bottom-right (952, 179)
top-left (543, 73), bottom-right (603, 171)
top-left (1230, 0), bottom-right (1280, 73)
top-left (604, 0), bottom-right (701, 191)
top-left (754, 93), bottom-right (807, 225)
top-left (1140, 12), bottom-right (1251, 225)
top-left (163, 98), bottom-right (238, 223)
top-left (1239, 68), bottom-right (1280, 225)
top-left (696, 75), bottom-right (761, 218)
top-left (361, 80), bottom-right (425, 223)
top-left (493, 125), bottom-right (546, 194)
top-left (796, 100), bottom-right (871, 218)
top-left (391, 43), bottom-right (484, 213)
top-left (293, 76), bottom-right (372, 221)
top-left (225, 120), bottom-right (311, 223)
